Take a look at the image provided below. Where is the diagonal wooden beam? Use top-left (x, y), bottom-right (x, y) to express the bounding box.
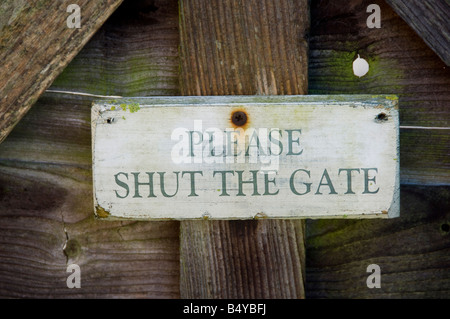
top-left (179, 0), bottom-right (309, 298)
top-left (0, 0), bottom-right (124, 144)
top-left (385, 0), bottom-right (450, 66)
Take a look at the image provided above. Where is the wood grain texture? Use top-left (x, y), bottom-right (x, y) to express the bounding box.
top-left (179, 0), bottom-right (309, 298)
top-left (308, 0), bottom-right (450, 185)
top-left (50, 0), bottom-right (180, 97)
top-left (305, 0), bottom-right (450, 298)
top-left (179, 0), bottom-right (308, 96)
top-left (306, 185), bottom-right (450, 298)
top-left (0, 0), bottom-right (448, 299)
top-left (0, 0), bottom-right (181, 298)
top-left (181, 219), bottom-right (306, 298)
top-left (385, 0), bottom-right (450, 66)
top-left (0, 0), bottom-right (124, 144)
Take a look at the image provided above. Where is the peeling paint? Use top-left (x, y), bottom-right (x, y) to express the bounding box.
top-left (95, 205), bottom-right (110, 218)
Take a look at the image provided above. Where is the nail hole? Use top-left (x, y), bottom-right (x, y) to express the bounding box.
top-left (441, 223), bottom-right (450, 233)
top-left (106, 117), bottom-right (114, 124)
top-left (376, 113), bottom-right (387, 121)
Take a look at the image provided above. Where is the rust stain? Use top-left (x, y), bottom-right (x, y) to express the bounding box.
top-left (95, 205), bottom-right (110, 218)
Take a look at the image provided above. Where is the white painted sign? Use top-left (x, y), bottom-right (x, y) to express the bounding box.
top-left (92, 95), bottom-right (399, 220)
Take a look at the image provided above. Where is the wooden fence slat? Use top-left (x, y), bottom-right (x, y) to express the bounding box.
top-left (179, 0), bottom-right (309, 298)
top-left (0, 0), bottom-right (448, 299)
top-left (305, 0), bottom-right (450, 298)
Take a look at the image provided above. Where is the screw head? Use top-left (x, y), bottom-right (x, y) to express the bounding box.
top-left (231, 111), bottom-right (247, 126)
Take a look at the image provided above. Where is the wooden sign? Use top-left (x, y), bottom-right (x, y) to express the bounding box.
top-left (92, 95), bottom-right (399, 220)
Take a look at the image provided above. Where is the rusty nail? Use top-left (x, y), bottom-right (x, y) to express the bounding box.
top-left (232, 111), bottom-right (247, 126)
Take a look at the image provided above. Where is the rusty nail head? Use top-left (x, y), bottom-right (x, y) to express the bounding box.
top-left (232, 111), bottom-right (247, 126)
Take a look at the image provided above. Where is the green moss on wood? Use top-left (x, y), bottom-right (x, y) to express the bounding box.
top-left (51, 53), bottom-right (178, 96)
top-left (114, 102), bottom-right (140, 113)
top-left (309, 48), bottom-right (404, 95)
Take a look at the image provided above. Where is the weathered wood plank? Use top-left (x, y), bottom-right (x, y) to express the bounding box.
top-left (309, 0), bottom-right (450, 185)
top-left (179, 0), bottom-right (308, 96)
top-left (0, 96), bottom-right (181, 298)
top-left (305, 0), bottom-right (450, 298)
top-left (0, 164), bottom-right (180, 298)
top-left (179, 0), bottom-right (309, 298)
top-left (385, 0), bottom-right (450, 66)
top-left (0, 0), bottom-right (124, 144)
top-left (0, 0), bottom-right (181, 298)
top-left (0, 0), bottom-right (448, 299)
top-left (49, 0), bottom-right (180, 97)
top-left (181, 219), bottom-right (306, 298)
top-left (306, 185), bottom-right (450, 298)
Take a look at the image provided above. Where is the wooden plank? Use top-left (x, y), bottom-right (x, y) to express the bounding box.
top-left (179, 0), bottom-right (308, 96)
top-left (305, 0), bottom-right (450, 298)
top-left (306, 185), bottom-right (450, 298)
top-left (179, 0), bottom-right (309, 298)
top-left (309, 0), bottom-right (450, 185)
top-left (0, 0), bottom-right (447, 299)
top-left (181, 218), bottom-right (306, 298)
top-left (0, 95), bottom-right (181, 298)
top-left (385, 0), bottom-right (450, 66)
top-left (92, 95), bottom-right (400, 220)
top-left (49, 0), bottom-right (180, 97)
top-left (0, 0), bottom-right (124, 144)
top-left (0, 165), bottom-right (180, 298)
top-left (0, 0), bottom-right (181, 298)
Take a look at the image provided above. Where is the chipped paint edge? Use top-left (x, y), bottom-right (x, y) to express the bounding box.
top-left (389, 100), bottom-right (400, 219)
top-left (96, 94), bottom-right (399, 110)
top-left (91, 103), bottom-right (106, 219)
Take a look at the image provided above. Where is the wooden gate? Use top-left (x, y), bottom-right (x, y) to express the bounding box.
top-left (0, 0), bottom-right (449, 298)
